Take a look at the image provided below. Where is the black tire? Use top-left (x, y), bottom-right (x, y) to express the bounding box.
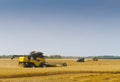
top-left (39, 63), bottom-right (46, 67)
top-left (29, 63), bottom-right (36, 68)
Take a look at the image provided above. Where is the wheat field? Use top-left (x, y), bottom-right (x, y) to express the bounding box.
top-left (0, 59), bottom-right (120, 82)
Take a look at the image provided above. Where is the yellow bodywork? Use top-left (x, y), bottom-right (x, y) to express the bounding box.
top-left (19, 56), bottom-right (29, 62)
top-left (19, 56), bottom-right (45, 67)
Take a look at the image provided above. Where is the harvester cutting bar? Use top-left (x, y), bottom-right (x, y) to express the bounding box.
top-left (45, 62), bottom-right (67, 67)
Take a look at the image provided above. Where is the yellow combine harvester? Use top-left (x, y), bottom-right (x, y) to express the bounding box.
top-left (11, 51), bottom-right (67, 68)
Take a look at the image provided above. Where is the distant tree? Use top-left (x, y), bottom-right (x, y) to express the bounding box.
top-left (0, 55), bottom-right (12, 58)
top-left (49, 55), bottom-right (62, 59)
top-left (93, 57), bottom-right (98, 61)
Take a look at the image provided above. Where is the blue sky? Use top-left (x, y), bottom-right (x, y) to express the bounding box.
top-left (0, 0), bottom-right (120, 56)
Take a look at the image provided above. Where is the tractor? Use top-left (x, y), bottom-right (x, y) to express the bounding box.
top-left (76, 58), bottom-right (85, 62)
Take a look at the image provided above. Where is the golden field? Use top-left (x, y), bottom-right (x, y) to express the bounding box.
top-left (0, 59), bottom-right (120, 82)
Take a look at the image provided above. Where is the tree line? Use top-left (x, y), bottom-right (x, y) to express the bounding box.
top-left (0, 55), bottom-right (120, 59)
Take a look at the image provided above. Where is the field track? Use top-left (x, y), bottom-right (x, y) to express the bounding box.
top-left (1, 59), bottom-right (120, 82)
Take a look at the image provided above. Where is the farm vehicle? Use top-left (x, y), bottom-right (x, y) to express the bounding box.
top-left (11, 51), bottom-right (67, 68)
top-left (76, 58), bottom-right (85, 62)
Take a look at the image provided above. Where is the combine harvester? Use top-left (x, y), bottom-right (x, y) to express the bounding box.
top-left (11, 51), bottom-right (67, 68)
